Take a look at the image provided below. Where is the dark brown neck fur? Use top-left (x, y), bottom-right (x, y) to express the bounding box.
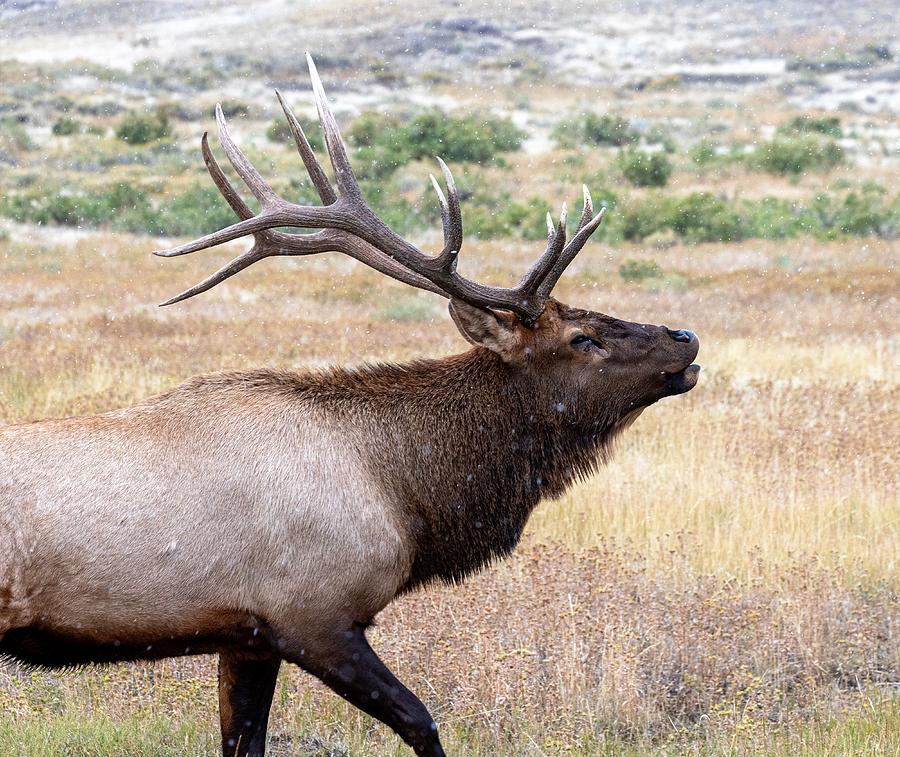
top-left (289, 348), bottom-right (632, 590)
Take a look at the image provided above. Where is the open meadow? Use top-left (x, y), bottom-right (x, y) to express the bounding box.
top-left (1, 1), bottom-right (898, 754)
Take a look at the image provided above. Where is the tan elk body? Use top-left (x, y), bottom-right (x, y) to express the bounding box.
top-left (0, 55), bottom-right (700, 757)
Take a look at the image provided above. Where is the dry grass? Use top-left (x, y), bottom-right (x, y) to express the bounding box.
top-left (0, 545), bottom-right (897, 754)
top-left (0, 224), bottom-right (897, 753)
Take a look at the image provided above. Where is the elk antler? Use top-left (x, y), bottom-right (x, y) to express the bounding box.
top-left (155, 53), bottom-right (607, 324)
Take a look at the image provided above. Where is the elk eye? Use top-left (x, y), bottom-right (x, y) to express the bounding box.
top-left (570, 334), bottom-right (596, 349)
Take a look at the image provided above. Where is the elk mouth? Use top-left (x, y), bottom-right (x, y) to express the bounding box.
top-left (664, 364), bottom-right (701, 395)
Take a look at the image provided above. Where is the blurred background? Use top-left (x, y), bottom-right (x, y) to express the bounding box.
top-left (0, 1), bottom-right (898, 755)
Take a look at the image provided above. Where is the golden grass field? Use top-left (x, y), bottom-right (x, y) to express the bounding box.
top-left (1, 223), bottom-right (897, 754)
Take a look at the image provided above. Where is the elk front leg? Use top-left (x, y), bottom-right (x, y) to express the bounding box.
top-left (218, 651), bottom-right (281, 757)
top-left (285, 624), bottom-right (445, 757)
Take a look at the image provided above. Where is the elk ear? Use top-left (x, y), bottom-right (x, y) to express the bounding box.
top-left (449, 298), bottom-right (519, 355)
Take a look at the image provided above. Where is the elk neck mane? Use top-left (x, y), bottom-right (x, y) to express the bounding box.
top-left (173, 347), bottom-right (635, 589)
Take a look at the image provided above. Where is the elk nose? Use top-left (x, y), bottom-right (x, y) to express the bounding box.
top-left (667, 328), bottom-right (696, 343)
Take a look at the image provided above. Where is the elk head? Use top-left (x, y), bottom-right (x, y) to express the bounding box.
top-left (155, 54), bottom-right (700, 420)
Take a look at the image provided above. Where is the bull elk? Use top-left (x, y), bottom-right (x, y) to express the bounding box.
top-left (0, 54), bottom-right (700, 756)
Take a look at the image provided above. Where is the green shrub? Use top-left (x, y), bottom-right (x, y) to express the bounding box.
top-left (808, 183), bottom-right (900, 240)
top-left (619, 196), bottom-right (669, 241)
top-left (68, 183), bottom-right (150, 226)
top-left (0, 183), bottom-right (151, 227)
top-left (645, 124), bottom-right (676, 153)
top-left (3, 169), bottom-right (896, 247)
top-left (348, 112), bottom-right (402, 147)
top-left (265, 117), bottom-right (324, 151)
top-left (667, 193), bottom-right (746, 243)
top-left (780, 115), bottom-right (842, 138)
top-left (619, 259), bottom-right (662, 282)
top-left (348, 109), bottom-right (523, 179)
top-left (345, 113), bottom-right (405, 178)
top-left (620, 193), bottom-right (744, 243)
top-left (613, 183), bottom-right (900, 244)
top-left (423, 172), bottom-right (552, 241)
top-left (51, 116), bottom-right (80, 136)
top-left (579, 113), bottom-right (637, 147)
top-left (501, 197), bottom-right (556, 241)
top-left (264, 119), bottom-right (286, 142)
top-left (130, 57), bottom-right (167, 88)
top-left (401, 110), bottom-right (524, 163)
top-left (465, 196), bottom-right (554, 240)
top-left (352, 144), bottom-right (411, 181)
top-left (690, 139), bottom-right (719, 165)
top-left (750, 136), bottom-right (844, 175)
top-left (116, 109), bottom-right (170, 144)
top-left (740, 197), bottom-right (811, 239)
top-left (287, 177), bottom-right (331, 207)
top-left (618, 149), bottom-right (673, 187)
top-left (553, 113), bottom-right (637, 148)
top-left (835, 186), bottom-right (896, 237)
top-left (0, 183), bottom-right (241, 237)
top-left (148, 185), bottom-right (237, 236)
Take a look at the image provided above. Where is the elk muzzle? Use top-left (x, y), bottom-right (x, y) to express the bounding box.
top-left (667, 328), bottom-right (696, 344)
top-left (662, 328), bottom-right (700, 395)
top-left (664, 363), bottom-right (701, 395)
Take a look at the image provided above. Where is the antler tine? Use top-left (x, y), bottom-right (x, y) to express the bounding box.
top-left (436, 157), bottom-right (462, 254)
top-left (159, 246), bottom-right (270, 306)
top-left (430, 158), bottom-right (463, 272)
top-left (214, 105), bottom-right (281, 209)
top-left (200, 132), bottom-right (253, 220)
top-left (275, 89), bottom-right (337, 205)
top-left (534, 206), bottom-right (607, 302)
top-left (154, 214), bottom-right (292, 258)
top-left (429, 174), bottom-right (450, 233)
top-left (578, 185), bottom-right (593, 232)
top-left (160, 224), bottom-right (449, 306)
top-left (517, 204), bottom-right (567, 299)
top-left (429, 173), bottom-right (455, 270)
top-left (306, 52), bottom-right (360, 200)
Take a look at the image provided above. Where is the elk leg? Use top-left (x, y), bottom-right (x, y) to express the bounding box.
top-left (218, 652), bottom-right (281, 757)
top-left (287, 624), bottom-right (446, 757)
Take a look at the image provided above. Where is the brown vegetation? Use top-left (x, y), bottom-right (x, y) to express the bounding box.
top-left (0, 226), bottom-right (896, 753)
